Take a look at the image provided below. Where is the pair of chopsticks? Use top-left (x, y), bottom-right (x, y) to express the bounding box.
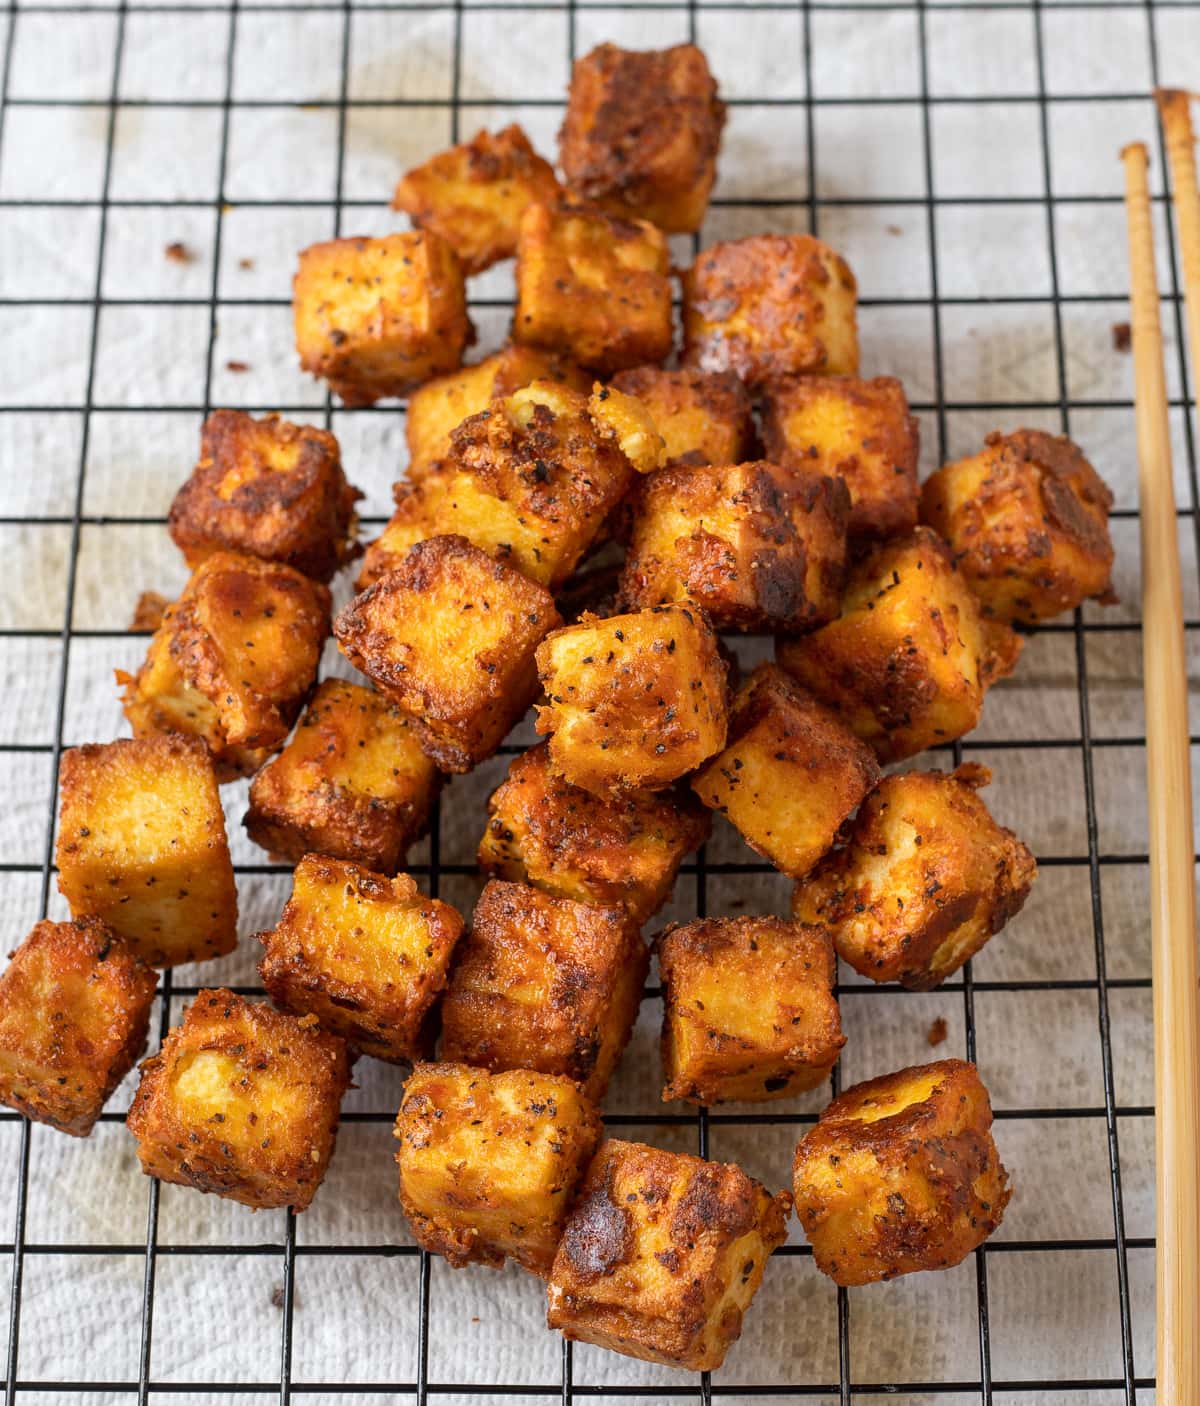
top-left (1122, 93), bottom-right (1200, 1406)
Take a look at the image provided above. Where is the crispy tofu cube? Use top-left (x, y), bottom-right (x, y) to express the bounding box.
top-left (405, 344), bottom-right (589, 480)
top-left (587, 383), bottom-right (667, 476)
top-left (244, 679), bottom-right (439, 873)
top-left (610, 367), bottom-right (754, 469)
top-left (355, 475), bottom-right (451, 591)
top-left (682, 235), bottom-right (859, 389)
top-left (792, 1059), bottom-right (1011, 1285)
top-left (479, 741), bottom-right (710, 925)
top-left (658, 917), bottom-right (843, 1104)
top-left (258, 855), bottom-right (463, 1063)
top-left (119, 550), bottom-right (331, 779)
top-left (794, 764), bottom-right (1037, 989)
top-left (392, 124), bottom-right (562, 275)
top-left (761, 375), bottom-right (920, 545)
top-left (535, 605), bottom-right (728, 795)
top-left (56, 736), bottom-right (238, 967)
top-left (691, 664), bottom-right (879, 878)
top-left (514, 202), bottom-right (673, 374)
top-left (920, 428), bottom-right (1116, 624)
top-left (294, 232), bottom-right (473, 407)
top-left (128, 989), bottom-right (351, 1210)
top-left (167, 411), bottom-right (362, 582)
top-left (618, 461), bottom-right (849, 632)
top-left (440, 880), bottom-right (647, 1100)
top-left (0, 918), bottom-right (157, 1136)
top-left (776, 527), bottom-right (1023, 763)
top-left (335, 535), bottom-right (562, 773)
top-left (547, 1139), bottom-right (791, 1370)
top-left (395, 1062), bottom-right (603, 1274)
top-left (559, 43), bottom-right (726, 233)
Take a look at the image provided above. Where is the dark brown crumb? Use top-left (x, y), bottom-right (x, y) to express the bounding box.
top-left (270, 1283), bottom-right (286, 1310)
top-left (1112, 322), bottom-right (1131, 353)
top-left (238, 257), bottom-right (255, 270)
top-left (885, 223), bottom-right (903, 237)
top-left (164, 241), bottom-right (194, 263)
top-left (129, 590), bottom-right (169, 633)
top-left (927, 1016), bottom-right (948, 1047)
top-left (226, 360), bottom-right (251, 374)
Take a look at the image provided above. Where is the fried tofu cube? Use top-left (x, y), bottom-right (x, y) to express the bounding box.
top-left (658, 917), bottom-right (843, 1105)
top-left (405, 344), bottom-right (589, 480)
top-left (535, 605), bottom-right (728, 795)
top-left (167, 411), bottom-right (362, 582)
top-left (559, 43), bottom-right (726, 234)
top-left (440, 880), bottom-right (647, 1100)
top-left (119, 551), bottom-right (331, 779)
top-left (392, 124), bottom-right (562, 276)
top-left (0, 918), bottom-right (157, 1136)
top-left (56, 736), bottom-right (238, 967)
top-left (244, 679), bottom-right (438, 873)
top-left (610, 367), bottom-right (754, 469)
top-left (479, 741), bottom-right (710, 925)
top-left (761, 375), bottom-right (919, 545)
top-left (919, 428), bottom-right (1116, 624)
top-left (792, 1059), bottom-right (1011, 1285)
top-left (258, 855), bottom-right (463, 1063)
top-left (395, 1062), bottom-right (602, 1274)
top-left (127, 989), bottom-right (351, 1211)
top-left (682, 235), bottom-right (859, 389)
top-left (794, 764), bottom-right (1037, 989)
top-left (335, 535), bottom-right (562, 773)
top-left (355, 475), bottom-right (450, 591)
top-left (587, 382), bottom-right (667, 476)
top-left (618, 461), bottom-right (849, 632)
top-left (514, 202), bottom-right (673, 374)
top-left (690, 664), bottom-right (879, 879)
top-left (776, 527), bottom-right (1023, 763)
top-left (547, 1139), bottom-right (791, 1370)
top-left (294, 232), bottom-right (473, 407)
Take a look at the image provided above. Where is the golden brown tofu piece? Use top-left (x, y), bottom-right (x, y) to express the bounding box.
top-left (761, 375), bottom-right (919, 545)
top-left (244, 679), bottom-right (438, 873)
top-left (335, 535), bottom-right (561, 773)
top-left (610, 367), bottom-right (754, 469)
top-left (119, 550), bottom-right (331, 779)
top-left (691, 664), bottom-right (879, 879)
top-left (559, 43), bottom-right (726, 234)
top-left (127, 989), bottom-right (351, 1211)
top-left (405, 344), bottom-right (589, 480)
top-left (0, 918), bottom-right (157, 1137)
top-left (440, 880), bottom-right (647, 1100)
top-left (920, 428), bottom-right (1116, 624)
top-left (392, 124), bottom-right (562, 276)
top-left (658, 917), bottom-right (843, 1105)
top-left (56, 736), bottom-right (238, 967)
top-left (618, 461), bottom-right (849, 632)
top-left (776, 527), bottom-right (1022, 763)
top-left (479, 741), bottom-right (710, 925)
top-left (547, 1139), bottom-right (791, 1370)
top-left (409, 380), bottom-right (639, 588)
top-left (682, 235), bottom-right (859, 389)
top-left (587, 382), bottom-right (667, 476)
top-left (258, 855), bottom-right (463, 1063)
top-left (514, 201), bottom-right (673, 374)
top-left (395, 1062), bottom-right (602, 1274)
top-left (294, 232), bottom-right (473, 407)
top-left (535, 605), bottom-right (728, 796)
top-left (792, 1059), bottom-right (1011, 1285)
top-left (355, 475), bottom-right (451, 592)
top-left (167, 411), bottom-right (362, 582)
top-left (794, 764), bottom-right (1037, 989)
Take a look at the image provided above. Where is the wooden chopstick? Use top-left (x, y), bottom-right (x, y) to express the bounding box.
top-left (1158, 91), bottom-right (1200, 417)
top-left (1121, 137), bottom-right (1200, 1406)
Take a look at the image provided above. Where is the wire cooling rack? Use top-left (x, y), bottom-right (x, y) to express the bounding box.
top-left (0, 0), bottom-right (1196, 1399)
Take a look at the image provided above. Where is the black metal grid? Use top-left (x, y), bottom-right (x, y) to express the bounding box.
top-left (0, 0), bottom-right (1192, 1398)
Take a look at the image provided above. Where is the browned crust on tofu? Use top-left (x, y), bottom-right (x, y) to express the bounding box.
top-left (127, 988), bottom-right (351, 1211)
top-left (167, 411), bottom-right (363, 582)
top-left (610, 367), bottom-right (755, 469)
top-left (0, 918), bottom-right (157, 1137)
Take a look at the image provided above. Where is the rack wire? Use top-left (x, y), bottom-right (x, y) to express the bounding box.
top-left (0, 0), bottom-right (1192, 1398)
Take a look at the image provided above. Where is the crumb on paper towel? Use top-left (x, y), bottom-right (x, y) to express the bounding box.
top-left (270, 1283), bottom-right (285, 1310)
top-left (885, 223), bottom-right (903, 237)
top-left (238, 257), bottom-right (255, 270)
top-left (1112, 322), bottom-right (1131, 353)
top-left (129, 590), bottom-right (169, 633)
top-left (164, 241), bottom-right (194, 263)
top-left (226, 360), bottom-right (251, 374)
top-left (927, 1016), bottom-right (948, 1047)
